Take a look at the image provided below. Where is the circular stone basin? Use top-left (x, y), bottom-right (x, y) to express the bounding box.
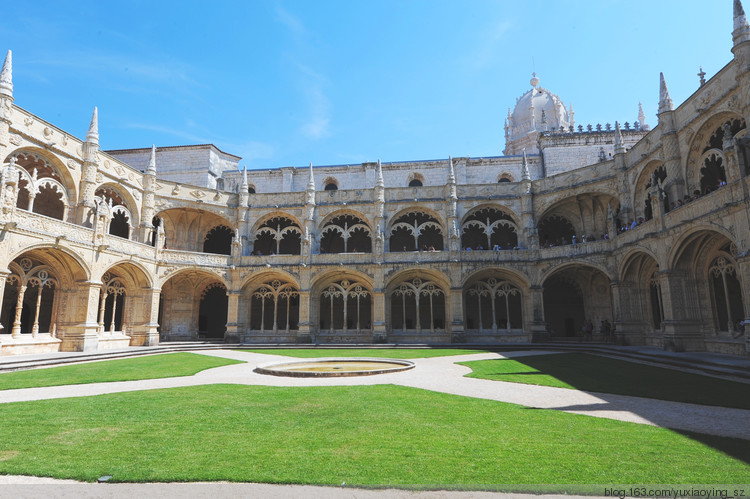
top-left (254, 358), bottom-right (415, 377)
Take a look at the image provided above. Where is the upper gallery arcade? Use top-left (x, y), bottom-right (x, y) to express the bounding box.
top-left (0, 1), bottom-right (748, 357)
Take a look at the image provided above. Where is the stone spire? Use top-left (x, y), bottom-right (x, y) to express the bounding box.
top-left (147, 145), bottom-right (157, 175)
top-left (568, 104), bottom-right (575, 129)
top-left (86, 106), bottom-right (99, 144)
top-left (376, 159), bottom-right (384, 188)
top-left (521, 149), bottom-right (530, 181)
top-left (0, 50), bottom-right (12, 99)
top-left (658, 73), bottom-right (674, 114)
top-left (241, 165), bottom-right (248, 190)
top-left (734, 0), bottom-right (750, 46)
top-left (638, 102), bottom-right (647, 129)
top-left (307, 162), bottom-right (315, 190)
top-left (447, 156), bottom-right (456, 185)
top-left (614, 122), bottom-right (625, 155)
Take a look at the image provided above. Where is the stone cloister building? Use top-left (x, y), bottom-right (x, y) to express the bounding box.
top-left (1, 3), bottom-right (750, 356)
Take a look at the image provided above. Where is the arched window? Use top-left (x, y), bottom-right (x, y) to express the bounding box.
top-left (319, 279), bottom-right (371, 332)
top-left (253, 217), bottom-right (302, 255)
top-left (5, 152), bottom-right (68, 220)
top-left (464, 278), bottom-right (522, 332)
top-left (538, 214), bottom-right (575, 246)
top-left (644, 166), bottom-right (669, 219)
top-left (248, 185), bottom-right (256, 194)
top-left (98, 273), bottom-right (126, 333)
top-left (389, 212), bottom-right (443, 251)
top-left (408, 179), bottom-right (423, 187)
top-left (324, 182), bottom-right (338, 191)
top-left (498, 177), bottom-right (511, 183)
top-left (461, 207), bottom-right (518, 250)
top-left (708, 256), bottom-right (745, 333)
top-left (2, 258), bottom-right (57, 336)
top-left (249, 280), bottom-right (300, 333)
top-left (203, 225), bottom-right (233, 255)
top-left (95, 187), bottom-right (132, 239)
top-left (390, 278), bottom-right (445, 332)
top-left (320, 214), bottom-right (371, 254)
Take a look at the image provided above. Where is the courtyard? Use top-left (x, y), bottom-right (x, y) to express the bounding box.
top-left (0, 347), bottom-right (748, 495)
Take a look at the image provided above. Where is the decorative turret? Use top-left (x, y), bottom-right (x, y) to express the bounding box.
top-left (373, 159), bottom-right (386, 258)
top-left (0, 50), bottom-right (12, 99)
top-left (446, 156), bottom-right (460, 253)
top-left (521, 149), bottom-right (531, 182)
top-left (0, 50), bottom-right (13, 149)
top-left (238, 165), bottom-right (249, 206)
top-left (78, 107), bottom-right (100, 220)
top-left (140, 145), bottom-right (157, 242)
top-left (614, 121), bottom-right (625, 155)
top-left (307, 161), bottom-right (315, 191)
top-left (638, 102), bottom-right (647, 130)
top-left (658, 73), bottom-right (674, 114)
top-left (302, 163), bottom-right (316, 256)
top-left (734, 0), bottom-right (750, 47)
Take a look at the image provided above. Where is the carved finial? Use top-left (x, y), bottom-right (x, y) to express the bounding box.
top-left (241, 164), bottom-right (248, 189)
top-left (307, 162), bottom-right (315, 190)
top-left (658, 73), bottom-right (673, 114)
top-left (376, 159), bottom-right (384, 188)
top-left (735, 0), bottom-right (750, 46)
top-left (638, 102), bottom-right (647, 129)
top-left (568, 103), bottom-right (575, 128)
top-left (521, 149), bottom-right (530, 181)
top-left (530, 72), bottom-right (539, 88)
top-left (86, 106), bottom-right (99, 144)
top-left (614, 121), bottom-right (625, 154)
top-left (698, 67), bottom-right (706, 86)
top-left (147, 145), bottom-right (157, 175)
top-left (447, 156), bottom-right (456, 184)
top-left (0, 50), bottom-right (12, 99)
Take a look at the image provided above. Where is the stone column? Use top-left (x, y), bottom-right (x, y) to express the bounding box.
top-left (296, 289), bottom-right (312, 343)
top-left (371, 286), bottom-right (387, 343)
top-left (449, 287), bottom-right (465, 342)
top-left (225, 289), bottom-right (242, 343)
top-left (736, 255), bottom-right (750, 354)
top-left (657, 270), bottom-right (704, 352)
top-left (528, 285), bottom-right (548, 341)
top-left (0, 272), bottom-right (8, 333)
top-left (58, 282), bottom-right (101, 351)
top-left (611, 280), bottom-right (645, 346)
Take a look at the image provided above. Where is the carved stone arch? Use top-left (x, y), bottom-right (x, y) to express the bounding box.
top-left (632, 160), bottom-right (667, 220)
top-left (311, 270), bottom-right (373, 338)
top-left (99, 260), bottom-right (155, 290)
top-left (386, 267), bottom-right (451, 293)
top-left (541, 263), bottom-right (614, 339)
top-left (388, 208), bottom-right (445, 252)
top-left (250, 212), bottom-right (304, 235)
top-left (7, 245), bottom-right (91, 286)
top-left (157, 267), bottom-right (230, 290)
top-left (240, 273), bottom-right (301, 334)
top-left (618, 247), bottom-right (661, 282)
top-left (203, 224), bottom-right (233, 255)
top-left (252, 214), bottom-right (302, 255)
top-left (156, 207), bottom-right (233, 252)
top-left (387, 269), bottom-right (448, 333)
top-left (461, 266), bottom-right (531, 289)
top-left (463, 267), bottom-right (527, 333)
top-left (3, 147), bottom-right (78, 211)
top-left (240, 269), bottom-right (301, 293)
top-left (319, 209), bottom-right (372, 254)
top-left (460, 204), bottom-right (520, 251)
top-left (684, 111), bottom-right (745, 193)
top-left (538, 192), bottom-right (621, 244)
top-left (387, 206), bottom-right (445, 231)
top-left (667, 225), bottom-right (737, 271)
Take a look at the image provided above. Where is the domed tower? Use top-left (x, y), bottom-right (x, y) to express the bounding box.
top-left (504, 73), bottom-right (572, 155)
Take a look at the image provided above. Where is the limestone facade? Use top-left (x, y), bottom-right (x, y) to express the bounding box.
top-left (1, 3), bottom-right (750, 356)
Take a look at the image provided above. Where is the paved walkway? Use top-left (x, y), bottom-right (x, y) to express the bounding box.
top-left (1, 349), bottom-right (749, 440)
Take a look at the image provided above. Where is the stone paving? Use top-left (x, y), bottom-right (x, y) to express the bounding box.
top-left (1, 349), bottom-right (749, 440)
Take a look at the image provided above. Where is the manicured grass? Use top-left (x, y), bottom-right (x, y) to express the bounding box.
top-left (242, 348), bottom-right (489, 358)
top-left (0, 353), bottom-right (242, 391)
top-left (460, 353), bottom-right (750, 409)
top-left (0, 384), bottom-right (747, 489)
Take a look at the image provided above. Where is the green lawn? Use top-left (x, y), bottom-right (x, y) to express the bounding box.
top-left (460, 353), bottom-right (750, 409)
top-left (0, 384), bottom-right (747, 489)
top-left (242, 348), bottom-right (489, 358)
top-left (0, 353), bottom-right (242, 391)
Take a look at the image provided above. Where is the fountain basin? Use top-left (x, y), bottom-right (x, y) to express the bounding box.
top-left (254, 358), bottom-right (415, 377)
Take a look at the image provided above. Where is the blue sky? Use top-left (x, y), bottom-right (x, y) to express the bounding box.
top-left (0, 1), bottom-right (734, 170)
